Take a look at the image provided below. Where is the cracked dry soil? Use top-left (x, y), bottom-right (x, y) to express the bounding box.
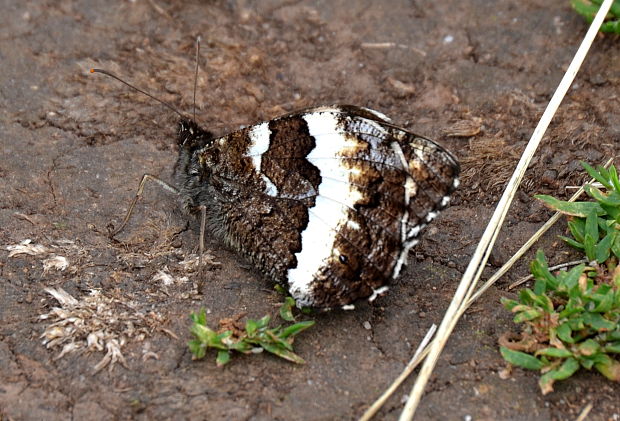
top-left (1, 0), bottom-right (619, 420)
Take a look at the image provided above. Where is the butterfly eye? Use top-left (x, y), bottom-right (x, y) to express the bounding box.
top-left (339, 255), bottom-right (348, 264)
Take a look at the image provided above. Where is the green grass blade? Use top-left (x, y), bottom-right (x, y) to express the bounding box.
top-left (280, 320), bottom-right (315, 339)
top-left (581, 161), bottom-right (612, 189)
top-left (216, 350), bottom-right (231, 366)
top-left (279, 297), bottom-right (296, 322)
top-left (535, 195), bottom-right (603, 217)
top-left (539, 357), bottom-right (580, 395)
top-left (535, 347), bottom-right (574, 358)
top-left (500, 347), bottom-right (544, 370)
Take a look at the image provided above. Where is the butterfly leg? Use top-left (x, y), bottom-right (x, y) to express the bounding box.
top-left (109, 173), bottom-right (179, 238)
top-left (192, 204), bottom-right (208, 292)
top-left (198, 204), bottom-right (206, 266)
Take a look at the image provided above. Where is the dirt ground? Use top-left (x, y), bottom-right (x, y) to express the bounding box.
top-left (1, 0), bottom-right (619, 420)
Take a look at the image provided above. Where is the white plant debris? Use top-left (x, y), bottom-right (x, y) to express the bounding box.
top-left (152, 270), bottom-right (175, 286)
top-left (43, 255), bottom-right (70, 272)
top-left (179, 252), bottom-right (221, 271)
top-left (152, 269), bottom-right (191, 286)
top-left (6, 239), bottom-right (49, 257)
top-left (40, 287), bottom-right (164, 373)
top-left (6, 239), bottom-right (73, 272)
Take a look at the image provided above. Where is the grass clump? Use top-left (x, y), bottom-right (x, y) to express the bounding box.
top-left (500, 163), bottom-right (620, 394)
top-left (188, 297), bottom-right (314, 366)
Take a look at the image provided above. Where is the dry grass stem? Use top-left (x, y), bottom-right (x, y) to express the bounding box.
top-left (575, 403), bottom-right (593, 421)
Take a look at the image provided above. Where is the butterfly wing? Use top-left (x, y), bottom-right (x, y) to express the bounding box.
top-left (204, 105), bottom-right (459, 308)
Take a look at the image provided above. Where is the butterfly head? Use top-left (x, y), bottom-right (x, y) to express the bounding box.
top-left (177, 118), bottom-right (214, 151)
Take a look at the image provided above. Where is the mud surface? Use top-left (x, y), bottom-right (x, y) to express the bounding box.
top-left (1, 1), bottom-right (619, 420)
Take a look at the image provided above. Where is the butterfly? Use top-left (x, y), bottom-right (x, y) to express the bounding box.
top-left (92, 70), bottom-right (459, 309)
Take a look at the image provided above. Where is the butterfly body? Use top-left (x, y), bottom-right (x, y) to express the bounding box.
top-left (173, 105), bottom-right (459, 309)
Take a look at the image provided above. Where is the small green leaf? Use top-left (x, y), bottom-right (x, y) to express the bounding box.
top-left (585, 185), bottom-right (620, 207)
top-left (500, 347), bottom-right (544, 370)
top-left (280, 320), bottom-right (315, 339)
top-left (256, 315), bottom-right (271, 329)
top-left (539, 357), bottom-right (580, 395)
top-left (571, 0), bottom-right (603, 21)
top-left (584, 234), bottom-right (597, 262)
top-left (501, 297), bottom-right (520, 311)
top-left (603, 342), bottom-right (620, 353)
top-left (245, 319), bottom-right (259, 336)
top-left (585, 208), bottom-right (599, 238)
top-left (581, 162), bottom-right (612, 190)
top-left (260, 342), bottom-right (306, 364)
top-left (535, 194), bottom-right (603, 217)
top-left (190, 323), bottom-right (216, 344)
top-left (227, 339), bottom-right (252, 353)
top-left (274, 284), bottom-right (287, 295)
top-left (279, 296), bottom-right (297, 322)
top-left (600, 203), bottom-right (620, 221)
top-left (595, 232), bottom-right (614, 263)
top-left (216, 350), bottom-right (231, 366)
top-left (582, 312), bottom-right (616, 331)
top-left (264, 328), bottom-right (294, 351)
top-left (594, 354), bottom-right (620, 381)
top-left (556, 323), bottom-right (575, 344)
top-left (568, 316), bottom-right (586, 331)
top-left (211, 331), bottom-right (233, 350)
top-left (613, 234), bottom-right (620, 259)
top-left (518, 288), bottom-right (541, 306)
top-left (609, 164), bottom-right (620, 193)
top-left (591, 285), bottom-right (614, 312)
top-left (568, 218), bottom-right (586, 243)
top-left (578, 339), bottom-right (601, 356)
top-left (530, 251), bottom-right (558, 289)
top-left (584, 210), bottom-right (600, 261)
top-left (190, 308), bottom-right (208, 326)
top-left (557, 263), bottom-right (585, 293)
top-left (514, 308), bottom-right (542, 323)
top-left (600, 20), bottom-right (620, 33)
top-left (535, 347), bottom-right (574, 358)
top-left (558, 305), bottom-right (582, 319)
top-left (560, 235), bottom-right (585, 250)
top-left (188, 339), bottom-right (206, 359)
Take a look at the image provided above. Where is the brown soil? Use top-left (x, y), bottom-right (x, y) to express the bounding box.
top-left (1, 1), bottom-right (619, 420)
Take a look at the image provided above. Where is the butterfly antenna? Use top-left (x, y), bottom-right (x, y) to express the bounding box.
top-left (193, 36), bottom-right (201, 123)
top-left (90, 68), bottom-right (187, 120)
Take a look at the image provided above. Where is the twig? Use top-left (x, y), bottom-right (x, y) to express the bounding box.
top-left (159, 327), bottom-right (180, 340)
top-left (398, 2), bottom-right (615, 420)
top-left (575, 402), bottom-right (593, 421)
top-left (14, 212), bottom-right (37, 225)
